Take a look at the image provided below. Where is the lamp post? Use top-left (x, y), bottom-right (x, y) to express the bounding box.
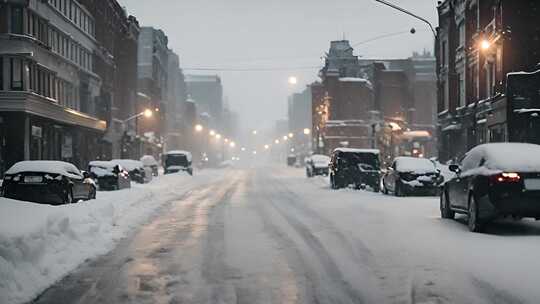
top-left (121, 109), bottom-right (153, 158)
top-left (372, 0), bottom-right (436, 38)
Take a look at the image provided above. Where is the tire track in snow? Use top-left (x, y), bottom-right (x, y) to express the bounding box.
top-left (252, 170), bottom-right (382, 304)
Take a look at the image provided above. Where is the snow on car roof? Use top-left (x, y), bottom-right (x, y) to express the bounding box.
top-left (88, 160), bottom-right (116, 168)
top-left (395, 157), bottom-right (436, 173)
top-left (5, 161), bottom-right (82, 178)
top-left (334, 148), bottom-right (380, 154)
top-left (311, 154), bottom-right (330, 163)
top-left (111, 159), bottom-right (144, 171)
top-left (468, 143), bottom-right (540, 172)
top-left (140, 155), bottom-right (158, 166)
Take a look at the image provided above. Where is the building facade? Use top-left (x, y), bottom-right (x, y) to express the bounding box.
top-left (437, 0), bottom-right (540, 162)
top-left (185, 74), bottom-right (224, 131)
top-left (137, 26), bottom-right (169, 156)
top-left (0, 0), bottom-right (106, 176)
top-left (79, 0), bottom-right (140, 159)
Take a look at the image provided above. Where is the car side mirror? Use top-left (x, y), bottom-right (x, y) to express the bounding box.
top-left (449, 164), bottom-right (461, 174)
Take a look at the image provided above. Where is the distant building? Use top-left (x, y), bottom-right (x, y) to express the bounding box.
top-left (165, 49), bottom-right (188, 151)
top-left (185, 75), bottom-right (223, 130)
top-left (288, 87), bottom-right (312, 156)
top-left (137, 27), bottom-right (169, 156)
top-left (0, 0), bottom-right (106, 176)
top-left (316, 40), bottom-right (375, 154)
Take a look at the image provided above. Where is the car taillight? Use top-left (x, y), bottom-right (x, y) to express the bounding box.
top-left (491, 172), bottom-right (521, 183)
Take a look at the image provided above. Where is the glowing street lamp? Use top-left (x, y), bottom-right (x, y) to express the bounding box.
top-left (288, 76), bottom-right (298, 85)
top-left (224, 138), bottom-right (229, 143)
top-left (241, 147), bottom-right (246, 151)
top-left (288, 133), bottom-right (294, 138)
top-left (209, 130), bottom-right (216, 136)
top-left (252, 130), bottom-right (258, 135)
top-left (275, 139), bottom-right (280, 144)
top-left (216, 134), bottom-right (222, 139)
top-left (283, 136), bottom-right (288, 141)
top-left (143, 108), bottom-right (153, 118)
top-left (264, 144), bottom-right (270, 150)
top-left (253, 151), bottom-right (257, 155)
top-left (303, 128), bottom-right (311, 135)
top-left (195, 124), bottom-right (204, 132)
top-left (229, 141), bottom-right (236, 148)
top-left (481, 39), bottom-right (491, 51)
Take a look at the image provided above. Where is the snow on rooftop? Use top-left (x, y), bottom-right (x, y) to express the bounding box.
top-left (5, 161), bottom-right (82, 179)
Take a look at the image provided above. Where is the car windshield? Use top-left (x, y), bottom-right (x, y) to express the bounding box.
top-left (341, 152), bottom-right (380, 171)
top-left (165, 154), bottom-right (188, 167)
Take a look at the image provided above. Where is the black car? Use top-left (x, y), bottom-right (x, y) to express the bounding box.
top-left (329, 148), bottom-right (381, 191)
top-left (441, 143), bottom-right (540, 232)
top-left (111, 159), bottom-right (153, 184)
top-left (382, 156), bottom-right (442, 196)
top-left (163, 151), bottom-right (193, 175)
top-left (88, 161), bottom-right (131, 191)
top-left (306, 154), bottom-right (330, 177)
top-left (2, 160), bottom-right (96, 205)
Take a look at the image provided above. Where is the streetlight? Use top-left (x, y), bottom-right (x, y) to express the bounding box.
top-left (252, 130), bottom-right (258, 135)
top-left (288, 76), bottom-right (298, 85)
top-left (264, 144), bottom-right (270, 150)
top-left (303, 128), bottom-right (311, 135)
top-left (224, 138), bottom-right (229, 143)
top-left (372, 0), bottom-right (437, 37)
top-left (229, 142), bottom-right (236, 148)
top-left (288, 133), bottom-right (294, 138)
top-left (275, 139), bottom-right (280, 144)
top-left (143, 109), bottom-right (153, 118)
top-left (209, 130), bottom-right (216, 136)
top-left (283, 136), bottom-right (288, 141)
top-left (480, 39), bottom-right (491, 51)
top-left (216, 134), bottom-right (222, 139)
top-left (195, 124), bottom-right (204, 132)
top-left (241, 147), bottom-right (246, 151)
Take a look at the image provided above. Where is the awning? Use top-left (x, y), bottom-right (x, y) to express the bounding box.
top-left (442, 124), bottom-right (462, 132)
top-left (0, 92), bottom-right (106, 132)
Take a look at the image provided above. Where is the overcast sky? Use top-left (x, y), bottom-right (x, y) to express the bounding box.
top-left (118, 0), bottom-right (438, 133)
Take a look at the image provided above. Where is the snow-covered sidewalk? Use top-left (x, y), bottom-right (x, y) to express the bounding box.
top-left (0, 169), bottom-right (227, 304)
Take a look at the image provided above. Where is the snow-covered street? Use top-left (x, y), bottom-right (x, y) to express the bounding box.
top-left (4, 166), bottom-right (540, 304)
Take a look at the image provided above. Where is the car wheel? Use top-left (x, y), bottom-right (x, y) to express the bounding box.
top-left (468, 195), bottom-right (483, 232)
top-left (89, 187), bottom-right (97, 200)
top-left (394, 181), bottom-right (402, 197)
top-left (65, 188), bottom-right (74, 204)
top-left (440, 190), bottom-right (455, 219)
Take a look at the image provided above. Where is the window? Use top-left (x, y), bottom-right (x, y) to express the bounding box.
top-left (441, 41), bottom-right (447, 67)
top-left (458, 22), bottom-right (465, 47)
top-left (10, 58), bottom-right (23, 90)
top-left (11, 7), bottom-right (23, 34)
top-left (0, 58), bottom-right (3, 90)
top-left (458, 73), bottom-right (465, 107)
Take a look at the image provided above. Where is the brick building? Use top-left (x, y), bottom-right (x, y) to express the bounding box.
top-left (437, 0), bottom-right (540, 162)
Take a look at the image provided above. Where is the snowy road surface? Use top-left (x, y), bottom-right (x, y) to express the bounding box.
top-left (26, 167), bottom-right (540, 303)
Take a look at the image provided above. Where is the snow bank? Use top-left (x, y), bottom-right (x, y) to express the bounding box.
top-left (395, 157), bottom-right (437, 174)
top-left (5, 161), bottom-right (82, 179)
top-left (0, 169), bottom-right (225, 304)
top-left (140, 155), bottom-right (158, 166)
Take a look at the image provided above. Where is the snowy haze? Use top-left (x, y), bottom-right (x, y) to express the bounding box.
top-left (117, 0), bottom-right (437, 131)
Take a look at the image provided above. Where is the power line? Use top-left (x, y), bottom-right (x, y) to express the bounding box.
top-left (183, 66), bottom-right (321, 72)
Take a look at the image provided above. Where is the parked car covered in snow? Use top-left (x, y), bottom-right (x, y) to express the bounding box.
top-left (382, 157), bottom-right (442, 196)
top-left (441, 143), bottom-right (540, 232)
top-left (140, 155), bottom-right (159, 176)
top-left (163, 151), bottom-right (193, 175)
top-left (111, 159), bottom-right (152, 184)
top-left (88, 161), bottom-right (131, 191)
top-left (329, 148), bottom-right (381, 191)
top-left (306, 154), bottom-right (330, 177)
top-left (2, 161), bottom-right (96, 205)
